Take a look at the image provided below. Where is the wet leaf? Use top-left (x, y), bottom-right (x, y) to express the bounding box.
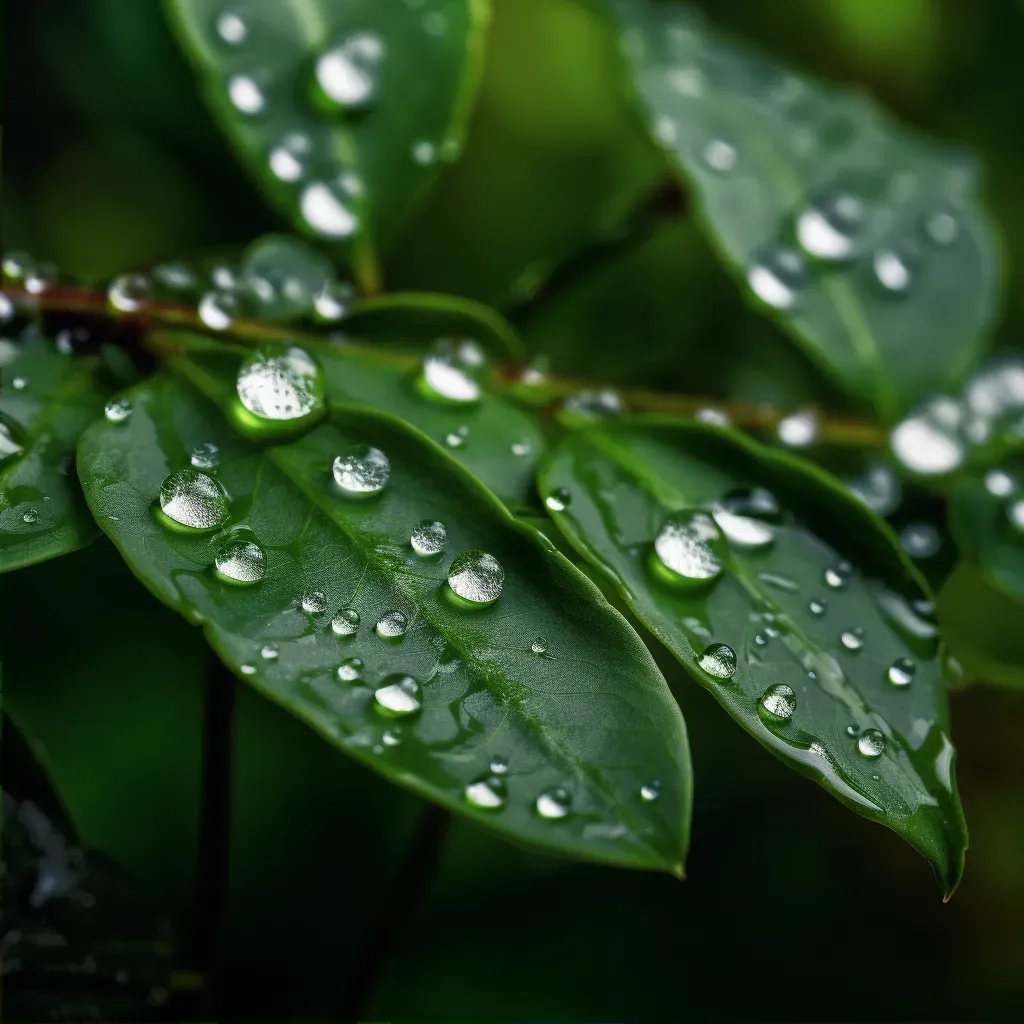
top-left (609, 0), bottom-right (1000, 420)
top-left (0, 333), bottom-right (108, 572)
top-left (540, 417), bottom-right (967, 895)
top-left (77, 374), bottom-right (691, 873)
top-left (163, 332), bottom-right (545, 509)
top-left (166, 0), bottom-right (490, 289)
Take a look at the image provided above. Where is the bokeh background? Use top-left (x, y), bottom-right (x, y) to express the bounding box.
top-left (4, 0), bottom-right (1024, 1019)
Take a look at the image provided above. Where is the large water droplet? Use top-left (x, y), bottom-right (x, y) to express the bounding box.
top-left (261, 643), bottom-right (278, 661)
top-left (22, 510), bottom-right (38, 525)
top-left (890, 397), bottom-right (965, 476)
top-left (699, 642), bottom-right (737, 680)
top-left (857, 728), bottom-right (885, 758)
top-left (333, 445), bottom-right (390, 495)
top-left (314, 31), bottom-right (384, 111)
top-left (545, 487), bottom-right (571, 513)
top-left (337, 657), bottom-right (363, 682)
top-left (376, 610), bottom-right (408, 638)
top-left (531, 637), bottom-right (548, 655)
top-left (236, 345), bottom-right (324, 425)
top-left (448, 551), bottom-right (504, 605)
top-left (157, 469), bottom-right (229, 531)
top-left (331, 608), bottom-right (360, 636)
top-left (796, 192), bottom-right (865, 260)
top-left (301, 591), bottom-right (328, 615)
top-left (411, 519), bottom-right (446, 556)
top-left (418, 351), bottom-right (481, 405)
top-left (747, 245), bottom-right (806, 309)
top-left (313, 280), bottom-right (354, 322)
top-left (214, 537), bottom-right (266, 584)
top-left (104, 397), bottom-right (133, 424)
top-left (887, 657), bottom-right (915, 687)
top-left (300, 181), bottom-right (359, 239)
top-left (713, 487), bottom-right (779, 550)
top-left (535, 786), bottom-right (572, 820)
top-left (653, 511), bottom-right (724, 585)
top-left (465, 776), bottom-right (506, 810)
top-left (374, 675), bottom-right (422, 717)
top-left (108, 273), bottom-right (153, 313)
top-left (191, 442), bottom-right (220, 470)
top-left (760, 683), bottom-right (796, 720)
top-left (198, 290), bottom-right (239, 331)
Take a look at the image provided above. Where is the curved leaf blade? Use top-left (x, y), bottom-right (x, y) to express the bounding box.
top-left (1, 335), bottom-right (107, 572)
top-left (610, 0), bottom-right (1000, 420)
top-left (540, 417), bottom-right (967, 894)
top-left (77, 375), bottom-right (691, 873)
top-left (166, 0), bottom-right (490, 287)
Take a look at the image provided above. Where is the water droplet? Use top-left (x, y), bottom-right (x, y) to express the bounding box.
top-left (157, 469), bottom-right (229, 531)
top-left (12, 376), bottom-right (28, 391)
top-left (545, 487), bottom-right (571, 513)
top-left (198, 290), bottom-right (238, 331)
top-left (215, 11), bottom-right (247, 46)
top-left (108, 273), bottom-right (152, 312)
top-left (376, 610), bottom-right (408, 638)
top-left (227, 73), bottom-right (265, 116)
top-left (333, 445), bottom-right (390, 495)
top-left (190, 442), bottom-right (220, 470)
top-left (240, 664), bottom-right (256, 676)
top-left (653, 511), bottom-right (724, 585)
top-left (562, 388), bottom-right (624, 420)
top-left (104, 397), bottom-right (133, 423)
top-left (847, 462), bottom-right (902, 516)
top-left (713, 487), bottom-right (779, 550)
top-left (260, 643), bottom-right (278, 661)
top-left (887, 657), bottom-right (915, 687)
top-left (654, 114), bottom-right (679, 144)
top-left (0, 291), bottom-right (14, 323)
top-left (313, 279), bottom-right (354, 322)
top-left (383, 727), bottom-right (402, 747)
top-left (236, 345), bottom-right (324, 423)
top-left (1007, 498), bottom-right (1024, 535)
top-left (511, 441), bottom-right (531, 457)
top-left (268, 132), bottom-right (312, 182)
top-left (747, 245), bottom-right (806, 309)
top-left (872, 249), bottom-right (913, 294)
top-left (301, 591), bottom-right (328, 615)
top-left (777, 408), bottom-right (820, 448)
top-left (0, 421), bottom-right (23, 461)
top-left (701, 138), bottom-right (737, 173)
top-left (465, 776), bottom-right (506, 810)
top-left (845, 724), bottom-right (860, 738)
top-left (214, 538), bottom-right (266, 584)
top-left (300, 181), bottom-right (359, 239)
top-left (153, 262), bottom-right (197, 291)
top-left (809, 598), bottom-right (827, 617)
top-left (24, 262), bottom-right (57, 294)
top-left (314, 31), bottom-right (384, 111)
top-left (447, 551), bottom-right (504, 605)
top-left (418, 351), bottom-right (481, 405)
top-left (824, 561), bottom-right (852, 590)
top-left (22, 509), bottom-right (38, 524)
top-left (796, 192), bottom-right (865, 260)
top-left (759, 572), bottom-right (798, 593)
top-left (840, 627), bottom-right (865, 652)
top-left (857, 728), bottom-right (885, 758)
top-left (924, 211), bottom-right (959, 247)
top-left (890, 397), bottom-right (965, 476)
top-left (331, 608), bottom-right (360, 635)
top-left (535, 786), bottom-right (572, 820)
top-left (337, 657), bottom-right (363, 682)
top-left (695, 407), bottom-right (731, 427)
top-left (900, 522), bottom-right (941, 560)
top-left (984, 468), bottom-right (1018, 497)
top-left (411, 140), bottom-right (436, 165)
top-left (640, 780), bottom-right (661, 802)
top-left (410, 519), bottom-right (447, 557)
top-left (760, 683), bottom-right (796, 719)
top-left (374, 675), bottom-right (422, 716)
top-left (531, 637), bottom-right (548, 655)
top-left (489, 755), bottom-right (509, 774)
top-left (444, 430), bottom-right (466, 449)
top-left (699, 642), bottom-right (737, 680)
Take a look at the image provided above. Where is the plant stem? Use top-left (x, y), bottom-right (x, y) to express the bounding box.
top-left (340, 803), bottom-right (451, 1020)
top-left (191, 649), bottom-right (237, 1018)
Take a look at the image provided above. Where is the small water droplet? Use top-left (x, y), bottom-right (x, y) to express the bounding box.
top-left (418, 351), bottom-right (481, 405)
top-left (984, 468), bottom-right (1018, 497)
top-left (411, 140), bottom-right (436, 165)
top-left (465, 776), bottom-right (506, 810)
top-left (640, 780), bottom-right (661, 802)
top-left (383, 727), bottom-right (402, 747)
top-left (653, 511), bottom-right (724, 585)
top-left (376, 610), bottom-right (408, 638)
top-left (531, 637), bottom-right (548, 655)
top-left (1007, 498), bottom-right (1024, 535)
top-left (337, 657), bottom-right (363, 682)
top-left (240, 664), bottom-right (256, 676)
top-left (268, 132), bottom-right (312, 182)
top-left (0, 291), bottom-right (14, 323)
top-left (158, 469), bottom-right (229, 531)
top-left (215, 10), bottom-right (248, 46)
top-left (713, 487), bottom-right (779, 551)
top-left (887, 657), bottom-right (915, 687)
top-left (809, 598), bottom-right (827, 617)
top-left (924, 211), bottom-right (959, 247)
top-left (872, 248), bottom-right (913, 294)
top-left (840, 627), bottom-right (865, 652)
top-left (845, 724), bottom-right (860, 738)
top-left (448, 551), bottom-right (504, 605)
top-left (313, 279), bottom-right (354, 322)
top-left (236, 345), bottom-right (324, 425)
top-left (900, 522), bottom-right (941, 560)
top-left (104, 397), bottom-right (133, 423)
top-left (411, 519), bottom-right (447, 557)
top-left (198, 290), bottom-right (238, 331)
top-left (699, 642), bottom-right (737, 680)
top-left (22, 509), bottom-right (38, 524)
top-left (489, 755), bottom-right (509, 774)
top-left (747, 244), bottom-right (806, 309)
top-left (333, 445), bottom-right (390, 495)
top-left (108, 273), bottom-right (153, 313)
top-left (300, 180), bottom-right (359, 239)
top-left (12, 376), bottom-right (28, 391)
top-left (314, 31), bottom-right (384, 111)
top-left (374, 675), bottom-right (422, 716)
top-left (227, 73), bottom-right (266, 116)
top-left (260, 643), bottom-right (278, 661)
top-left (760, 683), bottom-right (796, 720)
top-left (331, 608), bottom-right (360, 635)
top-left (444, 430), bottom-right (466, 449)
top-left (511, 441), bottom-right (531, 457)
top-left (890, 397), bottom-right (965, 476)
top-left (796, 192), bottom-right (865, 260)
top-left (562, 388), bottom-right (624, 420)
top-left (695, 407), bottom-right (731, 427)
top-left (535, 786), bottom-right (572, 820)
top-left (701, 138), bottom-right (737, 173)
top-left (214, 537), bottom-right (266, 584)
top-left (191, 442), bottom-right (220, 470)
top-left (777, 408), bottom-right (820, 448)
top-left (545, 487), bottom-right (571, 513)
top-left (857, 728), bottom-right (885, 758)
top-left (824, 561), bottom-right (852, 590)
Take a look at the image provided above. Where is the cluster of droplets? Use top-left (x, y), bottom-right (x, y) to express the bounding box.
top-left (2, 250), bottom-right (59, 299)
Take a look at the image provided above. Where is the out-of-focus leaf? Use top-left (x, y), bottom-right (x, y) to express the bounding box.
top-left (77, 374), bottom-right (691, 874)
top-left (540, 417), bottom-right (967, 895)
top-left (165, 0), bottom-right (490, 289)
top-left (0, 332), bottom-right (108, 572)
top-left (609, 0), bottom-right (1000, 420)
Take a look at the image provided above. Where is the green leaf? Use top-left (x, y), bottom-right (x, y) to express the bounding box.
top-left (539, 417), bottom-right (967, 895)
top-left (166, 0), bottom-right (490, 290)
top-left (0, 334), bottom-right (108, 572)
top-left (163, 331), bottom-right (544, 510)
top-left (608, 0), bottom-right (1000, 421)
top-left (950, 471), bottom-right (1024, 601)
top-left (77, 373), bottom-right (691, 873)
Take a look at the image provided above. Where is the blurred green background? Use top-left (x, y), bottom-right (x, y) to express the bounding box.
top-left (4, 0), bottom-right (1024, 1019)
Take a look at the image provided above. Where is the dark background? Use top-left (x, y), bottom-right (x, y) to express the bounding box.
top-left (4, 0), bottom-right (1024, 1020)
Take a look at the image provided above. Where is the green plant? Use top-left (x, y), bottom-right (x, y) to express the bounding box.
top-left (3, 0), bottom-right (1022, 1019)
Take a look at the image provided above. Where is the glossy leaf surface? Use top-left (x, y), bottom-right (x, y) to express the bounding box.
top-left (950, 472), bottom-right (1024, 601)
top-left (167, 0), bottom-right (490, 287)
top-left (164, 332), bottom-right (545, 509)
top-left (610, 0), bottom-right (999, 420)
top-left (0, 334), bottom-right (107, 572)
top-left (77, 374), bottom-right (691, 872)
top-left (540, 417), bottom-right (967, 894)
